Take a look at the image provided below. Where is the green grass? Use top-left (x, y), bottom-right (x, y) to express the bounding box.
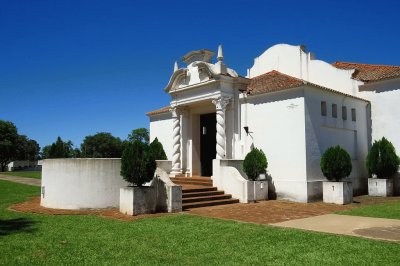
top-left (1, 171), bottom-right (41, 179)
top-left (338, 201), bottom-right (400, 220)
top-left (0, 180), bottom-right (399, 265)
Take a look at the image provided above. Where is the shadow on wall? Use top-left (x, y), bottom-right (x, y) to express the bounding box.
top-left (0, 217), bottom-right (38, 237)
top-left (266, 174), bottom-right (277, 200)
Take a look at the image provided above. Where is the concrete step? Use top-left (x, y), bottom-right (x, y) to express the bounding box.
top-left (172, 180), bottom-right (213, 186)
top-left (182, 187), bottom-right (217, 193)
top-left (182, 198), bottom-right (239, 210)
top-left (182, 190), bottom-right (225, 198)
top-left (172, 176), bottom-right (211, 181)
top-left (183, 194), bottom-right (233, 204)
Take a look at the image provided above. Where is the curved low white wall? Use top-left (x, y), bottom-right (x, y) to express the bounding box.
top-left (41, 159), bottom-right (128, 210)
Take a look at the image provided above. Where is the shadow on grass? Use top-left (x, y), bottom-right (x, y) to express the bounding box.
top-left (0, 218), bottom-right (38, 236)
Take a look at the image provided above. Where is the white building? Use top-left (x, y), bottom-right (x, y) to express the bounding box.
top-left (147, 44), bottom-right (400, 202)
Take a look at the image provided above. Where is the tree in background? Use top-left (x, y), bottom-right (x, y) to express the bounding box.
top-left (81, 132), bottom-right (124, 158)
top-left (0, 120), bottom-right (41, 170)
top-left (15, 135), bottom-right (40, 161)
top-left (0, 120), bottom-right (19, 171)
top-left (128, 128), bottom-right (149, 144)
top-left (41, 137), bottom-right (76, 159)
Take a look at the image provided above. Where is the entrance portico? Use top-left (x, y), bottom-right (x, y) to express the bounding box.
top-left (163, 46), bottom-right (249, 177)
top-left (169, 96), bottom-right (231, 177)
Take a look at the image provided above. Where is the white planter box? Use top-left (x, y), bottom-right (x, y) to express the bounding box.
top-left (323, 181), bottom-right (353, 205)
top-left (368, 178), bottom-right (393, 197)
top-left (247, 181), bottom-right (268, 202)
top-left (119, 187), bottom-right (157, 216)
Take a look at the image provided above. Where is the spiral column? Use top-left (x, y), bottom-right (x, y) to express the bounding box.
top-left (212, 96), bottom-right (230, 159)
top-left (170, 106), bottom-right (181, 175)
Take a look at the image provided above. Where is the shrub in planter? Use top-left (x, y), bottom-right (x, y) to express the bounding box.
top-left (120, 140), bottom-right (157, 187)
top-left (366, 137), bottom-right (400, 178)
top-left (149, 137), bottom-right (167, 160)
top-left (243, 148), bottom-right (268, 181)
top-left (320, 145), bottom-right (352, 181)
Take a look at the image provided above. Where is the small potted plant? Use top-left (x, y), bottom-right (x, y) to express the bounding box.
top-left (243, 148), bottom-right (268, 202)
top-left (119, 140), bottom-right (157, 215)
top-left (366, 137), bottom-right (400, 197)
top-left (320, 145), bottom-right (353, 204)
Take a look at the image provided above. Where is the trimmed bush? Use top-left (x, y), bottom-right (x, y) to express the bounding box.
top-left (149, 138), bottom-right (167, 160)
top-left (320, 145), bottom-right (352, 182)
top-left (243, 148), bottom-right (268, 181)
top-left (120, 140), bottom-right (156, 187)
top-left (366, 137), bottom-right (400, 178)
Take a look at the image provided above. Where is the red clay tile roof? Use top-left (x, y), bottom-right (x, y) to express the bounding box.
top-left (332, 61), bottom-right (400, 82)
top-left (146, 106), bottom-right (170, 116)
top-left (247, 70), bottom-right (367, 102)
top-left (247, 70), bottom-right (304, 95)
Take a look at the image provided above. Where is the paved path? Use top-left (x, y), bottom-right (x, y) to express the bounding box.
top-left (273, 214), bottom-right (400, 242)
top-left (0, 174), bottom-right (41, 187)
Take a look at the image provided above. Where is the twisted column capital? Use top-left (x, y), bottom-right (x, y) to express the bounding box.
top-left (212, 96), bottom-right (231, 111)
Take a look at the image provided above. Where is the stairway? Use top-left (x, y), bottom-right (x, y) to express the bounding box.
top-left (170, 176), bottom-right (239, 210)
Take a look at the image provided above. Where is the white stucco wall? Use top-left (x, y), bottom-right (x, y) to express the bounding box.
top-left (149, 112), bottom-right (173, 160)
top-left (41, 159), bottom-right (128, 209)
top-left (358, 78), bottom-right (400, 154)
top-left (248, 44), bottom-right (361, 96)
top-left (241, 88), bottom-right (308, 201)
top-left (304, 86), bottom-right (370, 196)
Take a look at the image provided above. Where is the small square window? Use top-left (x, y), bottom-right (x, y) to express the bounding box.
top-left (321, 101), bottom-right (327, 116)
top-left (351, 108), bottom-right (356, 121)
top-left (332, 104), bottom-right (337, 118)
top-left (342, 106), bottom-right (347, 120)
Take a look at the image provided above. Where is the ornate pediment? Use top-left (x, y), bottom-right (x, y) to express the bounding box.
top-left (181, 49), bottom-right (215, 65)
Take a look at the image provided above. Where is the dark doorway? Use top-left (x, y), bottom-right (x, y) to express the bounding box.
top-left (200, 113), bottom-right (216, 176)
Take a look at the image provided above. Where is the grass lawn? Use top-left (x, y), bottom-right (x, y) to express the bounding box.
top-left (338, 201), bottom-right (400, 220)
top-left (0, 171), bottom-right (41, 179)
top-left (0, 180), bottom-right (399, 265)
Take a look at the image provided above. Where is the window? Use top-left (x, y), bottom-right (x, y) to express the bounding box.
top-left (332, 104), bottom-right (337, 118)
top-left (351, 108), bottom-right (356, 121)
top-left (342, 106), bottom-right (347, 120)
top-left (321, 101), bottom-right (327, 116)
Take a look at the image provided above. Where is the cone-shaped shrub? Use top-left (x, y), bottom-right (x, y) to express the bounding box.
top-left (120, 140), bottom-right (156, 186)
top-left (320, 145), bottom-right (352, 182)
top-left (366, 137), bottom-right (400, 178)
top-left (243, 148), bottom-right (268, 181)
top-left (149, 137), bottom-right (167, 160)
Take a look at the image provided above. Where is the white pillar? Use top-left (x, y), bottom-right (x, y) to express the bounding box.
top-left (170, 106), bottom-right (181, 175)
top-left (212, 96), bottom-right (230, 159)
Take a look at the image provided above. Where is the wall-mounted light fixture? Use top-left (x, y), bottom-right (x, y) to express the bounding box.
top-left (243, 126), bottom-right (253, 136)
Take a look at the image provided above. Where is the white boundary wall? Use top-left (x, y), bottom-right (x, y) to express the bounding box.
top-left (41, 159), bottom-right (128, 209)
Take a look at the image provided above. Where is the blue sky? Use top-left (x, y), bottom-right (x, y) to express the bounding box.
top-left (1, 0), bottom-right (399, 149)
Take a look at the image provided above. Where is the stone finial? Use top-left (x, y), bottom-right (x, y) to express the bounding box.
top-left (174, 61), bottom-right (178, 72)
top-left (217, 45), bottom-right (224, 62)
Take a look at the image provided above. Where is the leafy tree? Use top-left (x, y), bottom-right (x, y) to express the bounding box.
top-left (0, 120), bottom-right (19, 171)
top-left (120, 140), bottom-right (156, 186)
top-left (15, 135), bottom-right (40, 161)
top-left (320, 145), bottom-right (352, 182)
top-left (42, 137), bottom-right (75, 159)
top-left (243, 148), bottom-right (268, 181)
top-left (81, 132), bottom-right (123, 158)
top-left (366, 137), bottom-right (400, 178)
top-left (128, 128), bottom-right (149, 144)
top-left (149, 138), bottom-right (167, 160)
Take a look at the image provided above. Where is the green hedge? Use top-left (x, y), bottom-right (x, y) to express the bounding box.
top-left (320, 145), bottom-right (352, 182)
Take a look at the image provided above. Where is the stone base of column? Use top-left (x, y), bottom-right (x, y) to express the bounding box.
top-left (169, 170), bottom-right (183, 178)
